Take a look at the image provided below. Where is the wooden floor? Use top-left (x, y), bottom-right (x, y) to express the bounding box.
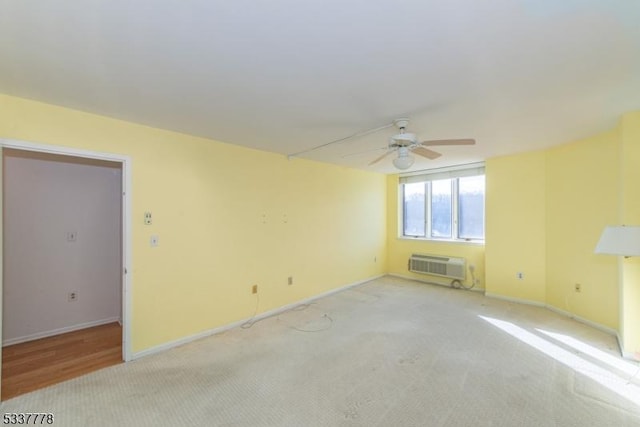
top-left (1, 323), bottom-right (122, 400)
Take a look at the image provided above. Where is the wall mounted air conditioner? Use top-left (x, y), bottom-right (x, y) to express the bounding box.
top-left (408, 254), bottom-right (466, 280)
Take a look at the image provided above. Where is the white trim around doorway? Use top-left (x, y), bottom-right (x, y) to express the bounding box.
top-left (0, 138), bottom-right (133, 362)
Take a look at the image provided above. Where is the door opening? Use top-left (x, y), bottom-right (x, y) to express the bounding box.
top-left (0, 140), bottom-right (132, 400)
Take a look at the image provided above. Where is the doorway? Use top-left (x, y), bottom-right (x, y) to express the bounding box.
top-left (0, 140), bottom-right (132, 400)
top-left (2, 322), bottom-right (122, 399)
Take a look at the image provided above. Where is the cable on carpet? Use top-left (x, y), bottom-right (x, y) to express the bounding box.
top-left (241, 298), bottom-right (320, 330)
top-left (240, 293), bottom-right (260, 329)
top-left (450, 265), bottom-right (477, 290)
top-left (278, 313), bottom-right (334, 333)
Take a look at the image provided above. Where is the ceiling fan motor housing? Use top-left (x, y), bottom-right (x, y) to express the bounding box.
top-left (391, 132), bottom-right (417, 146)
top-left (393, 118), bottom-right (410, 130)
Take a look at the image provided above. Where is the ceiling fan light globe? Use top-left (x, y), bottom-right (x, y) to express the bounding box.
top-left (393, 154), bottom-right (414, 170)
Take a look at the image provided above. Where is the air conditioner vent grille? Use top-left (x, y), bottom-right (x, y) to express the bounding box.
top-left (409, 254), bottom-right (466, 280)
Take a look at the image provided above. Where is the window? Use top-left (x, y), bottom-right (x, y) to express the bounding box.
top-left (431, 179), bottom-right (452, 238)
top-left (400, 165), bottom-right (485, 242)
top-left (403, 182), bottom-right (426, 236)
top-left (458, 175), bottom-right (485, 240)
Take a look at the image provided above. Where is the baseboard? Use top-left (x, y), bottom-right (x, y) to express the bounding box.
top-left (132, 274), bottom-right (384, 360)
top-left (483, 292), bottom-right (546, 307)
top-left (2, 317), bottom-right (120, 347)
top-left (544, 304), bottom-right (617, 337)
top-left (615, 331), bottom-right (640, 362)
top-left (482, 292), bottom-right (618, 338)
top-left (388, 273), bottom-right (485, 293)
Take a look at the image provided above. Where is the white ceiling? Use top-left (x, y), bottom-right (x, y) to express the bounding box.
top-left (1, 1), bottom-right (639, 173)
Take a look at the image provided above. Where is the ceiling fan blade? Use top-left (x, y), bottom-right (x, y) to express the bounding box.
top-left (412, 146), bottom-right (442, 160)
top-left (420, 138), bottom-right (476, 147)
top-left (368, 150), bottom-right (394, 165)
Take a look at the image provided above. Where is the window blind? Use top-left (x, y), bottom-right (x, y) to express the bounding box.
top-left (399, 162), bottom-right (485, 184)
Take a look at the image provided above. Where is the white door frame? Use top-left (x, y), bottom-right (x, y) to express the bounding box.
top-left (0, 138), bottom-right (133, 362)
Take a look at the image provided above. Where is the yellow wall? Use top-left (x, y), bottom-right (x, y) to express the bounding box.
top-left (620, 111), bottom-right (640, 356)
top-left (4, 90), bottom-right (639, 358)
top-left (484, 131), bottom-right (620, 329)
top-left (484, 118), bottom-right (639, 335)
top-left (389, 112), bottom-right (640, 356)
top-left (0, 94), bottom-right (388, 353)
top-left (545, 130), bottom-right (620, 328)
top-left (485, 150), bottom-right (547, 303)
top-left (386, 175), bottom-right (485, 289)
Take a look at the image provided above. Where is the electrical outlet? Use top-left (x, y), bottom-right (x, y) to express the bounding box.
top-left (68, 292), bottom-right (78, 302)
top-left (575, 283), bottom-right (581, 292)
top-left (288, 276), bottom-right (293, 286)
top-left (252, 284), bottom-right (258, 294)
top-left (144, 211), bottom-right (152, 225)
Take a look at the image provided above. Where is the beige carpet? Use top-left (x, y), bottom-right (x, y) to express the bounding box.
top-left (2, 276), bottom-right (639, 426)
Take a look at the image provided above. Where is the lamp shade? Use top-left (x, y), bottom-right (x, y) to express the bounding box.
top-left (595, 225), bottom-right (640, 256)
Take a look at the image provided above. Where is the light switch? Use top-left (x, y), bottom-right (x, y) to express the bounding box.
top-left (150, 235), bottom-right (159, 247)
top-left (144, 212), bottom-right (152, 225)
top-left (66, 231), bottom-right (77, 242)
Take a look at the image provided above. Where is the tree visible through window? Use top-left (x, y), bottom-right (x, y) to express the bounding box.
top-left (403, 182), bottom-right (425, 236)
top-left (401, 173), bottom-right (485, 241)
top-left (431, 179), bottom-right (452, 238)
top-left (458, 175), bottom-right (485, 240)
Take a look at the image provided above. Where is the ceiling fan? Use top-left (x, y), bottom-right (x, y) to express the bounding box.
top-left (368, 118), bottom-right (475, 170)
top-left (287, 116), bottom-right (475, 170)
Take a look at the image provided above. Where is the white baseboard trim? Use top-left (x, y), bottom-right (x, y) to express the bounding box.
top-left (616, 332), bottom-right (629, 359)
top-left (613, 333), bottom-right (640, 361)
top-left (2, 317), bottom-right (120, 347)
top-left (388, 273), bottom-right (485, 293)
top-left (483, 292), bottom-right (618, 337)
top-left (544, 304), bottom-right (617, 337)
top-left (132, 274), bottom-right (385, 360)
top-left (483, 292), bottom-right (546, 307)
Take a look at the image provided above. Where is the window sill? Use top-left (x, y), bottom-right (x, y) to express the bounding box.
top-left (397, 236), bottom-right (485, 246)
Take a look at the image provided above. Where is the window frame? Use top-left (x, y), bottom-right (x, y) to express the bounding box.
top-left (398, 164), bottom-right (485, 243)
